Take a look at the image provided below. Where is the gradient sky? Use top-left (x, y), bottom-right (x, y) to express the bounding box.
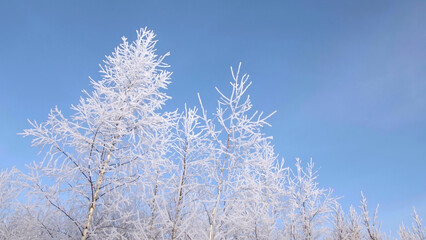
top-left (1, 0), bottom-right (425, 235)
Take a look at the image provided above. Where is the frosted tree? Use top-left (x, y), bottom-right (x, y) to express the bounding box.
top-left (328, 203), bottom-right (348, 240)
top-left (284, 159), bottom-right (335, 240)
top-left (166, 106), bottom-right (212, 239)
top-left (21, 28), bottom-right (173, 240)
top-left (399, 208), bottom-right (425, 240)
top-left (0, 168), bottom-right (23, 239)
top-left (360, 192), bottom-right (386, 240)
top-left (327, 204), bottom-right (363, 240)
top-left (197, 64), bottom-right (277, 239)
top-left (327, 194), bottom-right (401, 240)
top-left (230, 141), bottom-right (287, 239)
top-left (347, 206), bottom-right (364, 240)
top-left (128, 106), bottom-right (212, 240)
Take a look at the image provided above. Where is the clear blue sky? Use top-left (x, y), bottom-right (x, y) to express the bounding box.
top-left (1, 0), bottom-right (425, 235)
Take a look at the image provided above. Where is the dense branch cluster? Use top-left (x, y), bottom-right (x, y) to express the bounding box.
top-left (0, 28), bottom-right (423, 240)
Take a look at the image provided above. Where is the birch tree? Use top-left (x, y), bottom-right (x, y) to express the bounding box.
top-left (21, 28), bottom-right (173, 240)
top-left (197, 64), bottom-right (276, 239)
top-left (166, 106), bottom-right (212, 239)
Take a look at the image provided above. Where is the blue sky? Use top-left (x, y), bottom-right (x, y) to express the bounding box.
top-left (1, 0), bottom-right (425, 234)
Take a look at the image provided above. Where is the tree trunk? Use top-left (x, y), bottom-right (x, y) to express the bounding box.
top-left (81, 152), bottom-right (111, 240)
